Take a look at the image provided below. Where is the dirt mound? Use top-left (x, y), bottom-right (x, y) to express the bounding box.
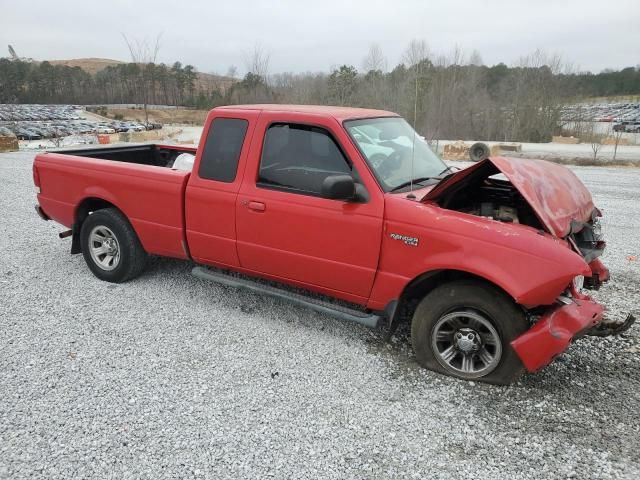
top-left (107, 108), bottom-right (208, 125)
top-left (49, 58), bottom-right (125, 75)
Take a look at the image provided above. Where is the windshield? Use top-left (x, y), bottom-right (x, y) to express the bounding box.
top-left (344, 117), bottom-right (447, 192)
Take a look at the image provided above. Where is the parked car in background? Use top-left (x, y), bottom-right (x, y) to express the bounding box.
top-left (16, 129), bottom-right (41, 140)
top-left (0, 126), bottom-right (15, 137)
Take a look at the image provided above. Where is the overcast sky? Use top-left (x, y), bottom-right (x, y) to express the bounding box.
top-left (2, 0), bottom-right (638, 75)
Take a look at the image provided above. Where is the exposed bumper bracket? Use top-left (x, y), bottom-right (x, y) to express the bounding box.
top-left (583, 313), bottom-right (636, 337)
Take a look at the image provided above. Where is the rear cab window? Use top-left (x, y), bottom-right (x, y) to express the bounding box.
top-left (198, 118), bottom-right (249, 182)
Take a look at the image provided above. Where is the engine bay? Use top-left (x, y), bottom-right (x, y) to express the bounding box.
top-left (435, 167), bottom-right (544, 230)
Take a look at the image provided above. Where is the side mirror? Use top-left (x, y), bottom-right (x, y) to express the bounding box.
top-left (321, 174), bottom-right (355, 200)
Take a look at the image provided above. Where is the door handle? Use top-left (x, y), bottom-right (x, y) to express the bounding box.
top-left (247, 201), bottom-right (266, 212)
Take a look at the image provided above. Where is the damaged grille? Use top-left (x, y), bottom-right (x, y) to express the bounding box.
top-left (570, 213), bottom-right (605, 264)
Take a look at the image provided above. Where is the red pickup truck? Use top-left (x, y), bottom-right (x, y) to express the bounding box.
top-left (33, 105), bottom-right (634, 384)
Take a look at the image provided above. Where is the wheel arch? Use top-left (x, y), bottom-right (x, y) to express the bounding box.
top-left (71, 197), bottom-right (123, 254)
top-left (403, 269), bottom-right (515, 305)
top-left (387, 268), bottom-right (521, 336)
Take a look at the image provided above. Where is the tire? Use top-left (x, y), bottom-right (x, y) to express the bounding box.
top-left (469, 142), bottom-right (490, 162)
top-left (80, 208), bottom-right (147, 283)
top-left (411, 280), bottom-right (528, 384)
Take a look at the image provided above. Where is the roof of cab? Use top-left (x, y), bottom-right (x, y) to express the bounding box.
top-left (215, 104), bottom-right (399, 121)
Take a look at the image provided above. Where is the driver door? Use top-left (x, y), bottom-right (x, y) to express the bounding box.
top-left (235, 112), bottom-right (384, 302)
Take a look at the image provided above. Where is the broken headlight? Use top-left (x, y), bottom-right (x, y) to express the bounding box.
top-left (570, 214), bottom-right (606, 263)
top-left (573, 275), bottom-right (585, 292)
top-left (591, 216), bottom-right (603, 238)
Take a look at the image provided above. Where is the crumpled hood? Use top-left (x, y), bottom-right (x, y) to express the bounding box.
top-left (422, 157), bottom-right (595, 238)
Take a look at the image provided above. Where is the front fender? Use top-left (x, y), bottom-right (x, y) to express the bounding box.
top-left (368, 202), bottom-right (590, 310)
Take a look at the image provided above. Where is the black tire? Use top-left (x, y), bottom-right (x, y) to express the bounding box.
top-left (469, 142), bottom-right (491, 162)
top-left (411, 280), bottom-right (528, 384)
top-left (80, 208), bottom-right (147, 283)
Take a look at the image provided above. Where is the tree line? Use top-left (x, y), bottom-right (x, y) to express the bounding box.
top-left (231, 45), bottom-right (640, 143)
top-left (0, 58), bottom-right (200, 106)
top-left (1, 45), bottom-right (639, 142)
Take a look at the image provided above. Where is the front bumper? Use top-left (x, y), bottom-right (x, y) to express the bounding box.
top-left (511, 296), bottom-right (604, 372)
top-left (584, 258), bottom-right (609, 289)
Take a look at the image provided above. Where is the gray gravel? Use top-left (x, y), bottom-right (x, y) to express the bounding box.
top-left (1, 151), bottom-right (639, 479)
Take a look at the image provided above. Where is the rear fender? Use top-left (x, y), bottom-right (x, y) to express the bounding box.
top-left (72, 193), bottom-right (125, 254)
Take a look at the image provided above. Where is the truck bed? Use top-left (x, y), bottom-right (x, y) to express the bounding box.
top-left (34, 144), bottom-right (196, 259)
top-left (59, 144), bottom-right (195, 168)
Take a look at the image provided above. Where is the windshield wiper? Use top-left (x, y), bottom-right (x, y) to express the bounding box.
top-left (390, 176), bottom-right (441, 192)
top-left (390, 167), bottom-right (460, 193)
top-left (437, 165), bottom-right (460, 176)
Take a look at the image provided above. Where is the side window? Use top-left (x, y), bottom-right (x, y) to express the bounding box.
top-left (198, 118), bottom-right (248, 182)
top-left (258, 123), bottom-right (352, 195)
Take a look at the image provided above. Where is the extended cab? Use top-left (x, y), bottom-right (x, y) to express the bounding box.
top-left (33, 105), bottom-right (634, 384)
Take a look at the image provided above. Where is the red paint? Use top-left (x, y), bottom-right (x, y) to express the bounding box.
top-left (35, 150), bottom-right (191, 259)
top-left (511, 297), bottom-right (604, 372)
top-left (234, 109), bottom-right (384, 300)
top-left (34, 105), bottom-right (612, 374)
top-left (589, 258), bottom-right (610, 283)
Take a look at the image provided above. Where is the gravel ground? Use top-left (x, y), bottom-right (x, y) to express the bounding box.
top-left (1, 151), bottom-right (639, 479)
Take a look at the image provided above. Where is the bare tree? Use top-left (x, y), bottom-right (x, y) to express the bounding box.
top-left (122, 33), bottom-right (162, 124)
top-left (226, 65), bottom-right (238, 80)
top-left (403, 39), bottom-right (431, 68)
top-left (468, 49), bottom-right (484, 66)
top-left (243, 43), bottom-right (271, 82)
top-left (591, 139), bottom-right (603, 162)
top-left (363, 43), bottom-right (387, 73)
top-left (360, 44), bottom-right (388, 107)
top-left (587, 122), bottom-right (603, 162)
top-left (505, 49), bottom-right (568, 142)
top-left (401, 39), bottom-right (431, 130)
top-left (612, 128), bottom-right (624, 161)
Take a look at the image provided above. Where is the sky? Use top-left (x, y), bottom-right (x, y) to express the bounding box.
top-left (1, 0), bottom-right (638, 76)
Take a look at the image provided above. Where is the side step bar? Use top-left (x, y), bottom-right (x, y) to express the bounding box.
top-left (192, 266), bottom-right (382, 328)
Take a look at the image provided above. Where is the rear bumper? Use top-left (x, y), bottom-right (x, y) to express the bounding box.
top-left (511, 297), bottom-right (604, 372)
top-left (34, 204), bottom-right (50, 221)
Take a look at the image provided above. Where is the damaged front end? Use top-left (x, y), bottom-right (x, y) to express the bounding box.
top-left (511, 291), bottom-right (603, 372)
top-left (568, 211), bottom-right (609, 289)
top-left (422, 156), bottom-right (635, 372)
top-left (511, 286), bottom-right (636, 373)
top-left (422, 156), bottom-right (597, 237)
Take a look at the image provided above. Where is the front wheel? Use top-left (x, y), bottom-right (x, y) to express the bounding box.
top-left (80, 208), bottom-right (147, 283)
top-left (411, 280), bottom-right (528, 384)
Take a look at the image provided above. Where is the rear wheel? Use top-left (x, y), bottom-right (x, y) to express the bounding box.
top-left (80, 208), bottom-right (147, 283)
top-left (411, 280), bottom-right (528, 384)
